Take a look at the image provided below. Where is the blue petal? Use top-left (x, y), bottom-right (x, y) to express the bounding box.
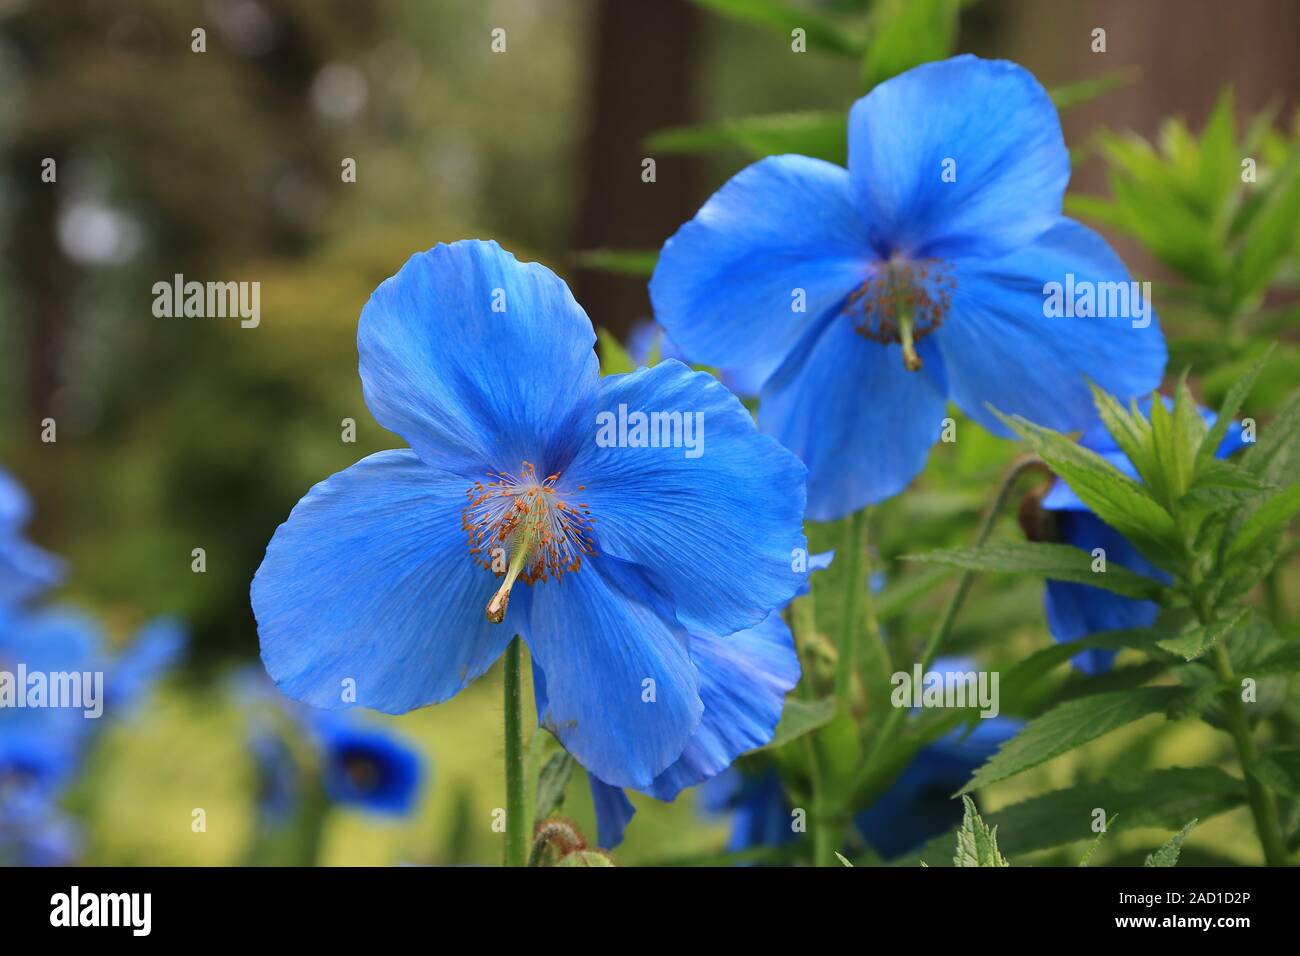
top-left (760, 313), bottom-right (948, 518)
top-left (588, 774), bottom-right (637, 849)
top-left (1044, 511), bottom-right (1166, 673)
top-left (650, 155), bottom-right (873, 385)
top-left (359, 240), bottom-right (600, 474)
top-left (936, 218), bottom-right (1167, 438)
top-left (848, 55), bottom-right (1069, 260)
top-left (253, 449), bottom-right (514, 713)
top-left (524, 558), bottom-right (702, 789)
top-left (107, 617), bottom-right (186, 716)
top-left (569, 360), bottom-right (808, 636)
top-left (644, 612), bottom-right (800, 802)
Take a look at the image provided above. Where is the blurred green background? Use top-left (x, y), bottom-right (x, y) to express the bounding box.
top-left (1, 0), bottom-right (1296, 865)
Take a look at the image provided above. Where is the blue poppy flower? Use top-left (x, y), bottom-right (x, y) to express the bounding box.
top-left (0, 470), bottom-right (64, 607)
top-left (650, 55), bottom-right (1167, 520)
top-left (106, 616), bottom-right (186, 716)
top-left (1040, 400), bottom-right (1246, 674)
top-left (309, 713), bottom-right (424, 816)
top-left (0, 788), bottom-right (80, 867)
top-left (252, 240), bottom-right (808, 790)
top-left (583, 553), bottom-right (832, 848)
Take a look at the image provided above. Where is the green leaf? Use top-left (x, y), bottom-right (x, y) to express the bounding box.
top-left (1252, 748), bottom-right (1300, 799)
top-left (1223, 482), bottom-right (1300, 565)
top-left (860, 0), bottom-right (958, 90)
top-left (1049, 68), bottom-right (1138, 112)
top-left (572, 248), bottom-right (658, 278)
top-left (954, 796), bottom-right (1009, 867)
top-left (993, 409), bottom-right (1183, 568)
top-left (689, 0), bottom-right (866, 56)
top-left (907, 541), bottom-right (1166, 600)
top-left (958, 687), bottom-right (1191, 794)
top-left (1156, 607), bottom-right (1250, 661)
top-left (834, 851), bottom-right (854, 867)
top-left (1089, 385), bottom-right (1158, 491)
top-left (1078, 814), bottom-right (1117, 866)
top-left (596, 328), bottom-right (634, 376)
top-left (1232, 143), bottom-right (1300, 305)
top-left (1199, 345), bottom-right (1274, 467)
top-left (534, 751), bottom-right (575, 821)
top-left (1241, 387), bottom-right (1300, 484)
top-left (762, 696), bottom-right (837, 750)
top-left (646, 111), bottom-right (847, 164)
top-left (1144, 819), bottom-right (1197, 867)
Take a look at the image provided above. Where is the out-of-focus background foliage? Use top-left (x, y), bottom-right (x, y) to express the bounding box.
top-left (1, 0), bottom-right (1296, 865)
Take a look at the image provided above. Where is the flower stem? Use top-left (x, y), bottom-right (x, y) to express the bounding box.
top-left (835, 508), bottom-right (868, 700)
top-left (503, 636), bottom-right (528, 867)
top-left (1209, 636), bottom-right (1288, 865)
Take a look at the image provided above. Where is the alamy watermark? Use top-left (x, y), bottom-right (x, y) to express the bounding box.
top-left (595, 404), bottom-right (704, 459)
top-left (891, 664), bottom-right (1000, 718)
top-left (0, 664), bottom-right (103, 718)
top-left (152, 273), bottom-right (260, 328)
top-left (1042, 273), bottom-right (1152, 329)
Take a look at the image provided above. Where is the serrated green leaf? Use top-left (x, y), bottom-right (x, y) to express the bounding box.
top-left (1252, 748), bottom-right (1300, 799)
top-left (1144, 819), bottom-right (1197, 866)
top-left (954, 796), bottom-right (1009, 867)
top-left (1232, 143), bottom-right (1300, 305)
top-left (907, 541), bottom-right (1165, 600)
top-left (534, 752), bottom-right (575, 821)
top-left (993, 409), bottom-right (1184, 569)
top-left (1223, 482), bottom-right (1300, 565)
top-left (958, 688), bottom-right (1191, 794)
top-left (911, 768), bottom-right (1245, 865)
top-left (1241, 388), bottom-right (1300, 484)
top-left (762, 696), bottom-right (837, 751)
top-left (646, 111), bottom-right (847, 164)
top-left (1078, 814), bottom-right (1118, 866)
top-left (1156, 607), bottom-right (1249, 661)
top-left (1089, 384), bottom-right (1158, 490)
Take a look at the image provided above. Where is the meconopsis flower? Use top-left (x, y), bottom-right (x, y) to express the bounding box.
top-left (251, 240), bottom-right (809, 790)
top-left (650, 55), bottom-right (1167, 520)
top-left (0, 469), bottom-right (63, 607)
top-left (626, 321), bottom-right (766, 399)
top-left (1037, 399), bottom-right (1246, 674)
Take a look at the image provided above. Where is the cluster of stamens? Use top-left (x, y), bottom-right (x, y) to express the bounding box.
top-left (843, 258), bottom-right (955, 370)
top-left (462, 461), bottom-right (596, 622)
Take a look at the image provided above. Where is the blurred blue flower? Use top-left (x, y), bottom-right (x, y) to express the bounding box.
top-left (1040, 400), bottom-right (1246, 673)
top-left (309, 713), bottom-right (423, 816)
top-left (650, 55), bottom-right (1166, 520)
top-left (0, 470), bottom-right (64, 607)
top-left (107, 616), bottom-right (186, 715)
top-left (253, 240), bottom-right (808, 790)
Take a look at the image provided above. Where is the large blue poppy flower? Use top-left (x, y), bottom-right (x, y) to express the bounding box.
top-left (0, 470), bottom-right (64, 607)
top-left (650, 55), bottom-right (1167, 520)
top-left (1040, 401), bottom-right (1246, 674)
top-left (252, 240), bottom-right (808, 790)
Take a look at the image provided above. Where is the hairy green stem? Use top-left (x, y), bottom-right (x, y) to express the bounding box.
top-left (835, 509), bottom-right (868, 699)
top-left (503, 637), bottom-right (528, 867)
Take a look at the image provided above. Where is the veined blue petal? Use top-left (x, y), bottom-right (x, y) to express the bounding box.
top-left (936, 218), bottom-right (1167, 438)
top-left (525, 558), bottom-right (702, 789)
top-left (644, 611), bottom-right (800, 802)
top-left (588, 774), bottom-right (636, 850)
top-left (650, 155), bottom-right (873, 385)
top-left (359, 240), bottom-right (600, 475)
top-left (760, 314), bottom-right (947, 519)
top-left (569, 361), bottom-right (808, 636)
top-left (253, 449), bottom-right (514, 714)
top-left (848, 55), bottom-right (1069, 260)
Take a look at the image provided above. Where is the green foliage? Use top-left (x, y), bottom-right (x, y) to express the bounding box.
top-left (1144, 820), bottom-right (1197, 867)
top-left (954, 796), bottom-right (1009, 867)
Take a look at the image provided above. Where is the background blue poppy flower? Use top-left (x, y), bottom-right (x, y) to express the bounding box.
top-left (1040, 400), bottom-right (1247, 673)
top-left (650, 55), bottom-right (1167, 520)
top-left (253, 240), bottom-right (809, 791)
top-left (626, 320), bottom-right (766, 398)
top-left (310, 713), bottom-right (424, 816)
top-left (0, 469), bottom-right (64, 608)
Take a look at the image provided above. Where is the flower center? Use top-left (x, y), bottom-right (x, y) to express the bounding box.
top-left (843, 257), bottom-right (954, 371)
top-left (462, 461), bottom-right (596, 623)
